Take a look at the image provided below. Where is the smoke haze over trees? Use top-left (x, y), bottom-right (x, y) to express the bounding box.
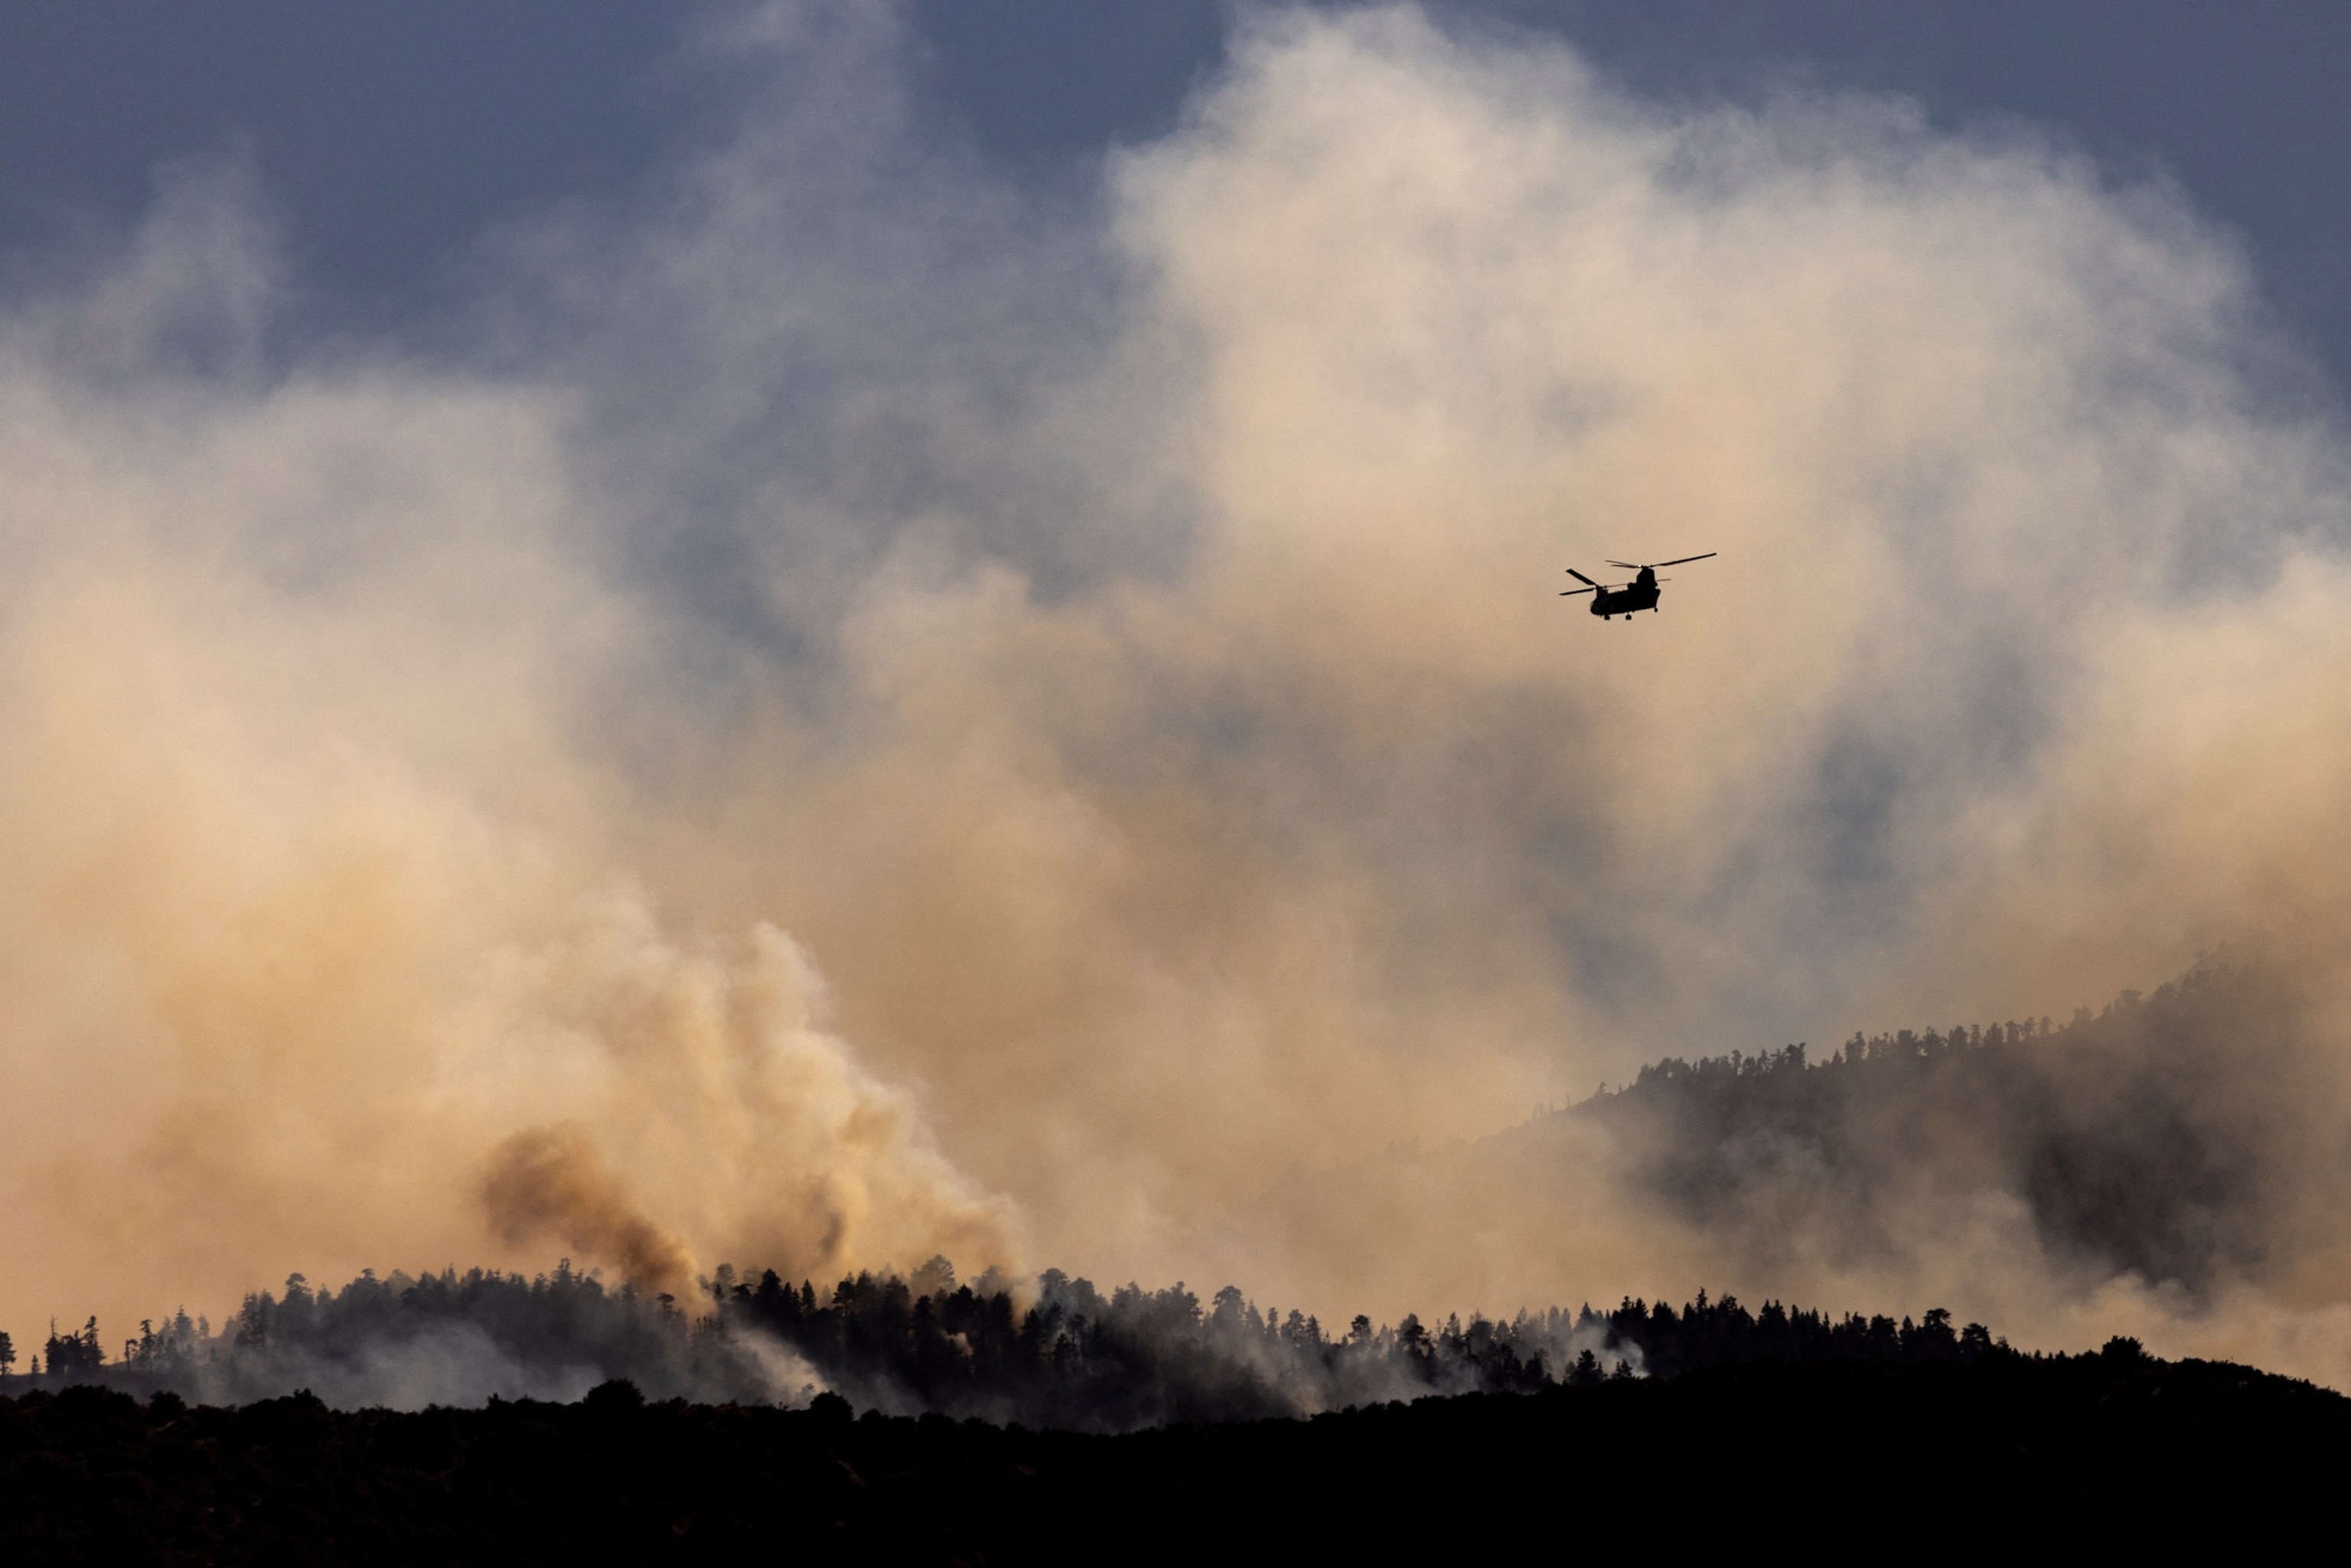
top-left (1580, 953), bottom-right (2347, 1296)
top-left (1, 1254), bottom-right (2040, 1429)
top-left (4, 1257), bottom-right (1600, 1424)
top-left (11, 956), bottom-right (2342, 1420)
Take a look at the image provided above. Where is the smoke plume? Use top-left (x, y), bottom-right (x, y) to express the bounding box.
top-left (5, 2), bottom-right (2351, 1390)
top-left (483, 1124), bottom-right (693, 1296)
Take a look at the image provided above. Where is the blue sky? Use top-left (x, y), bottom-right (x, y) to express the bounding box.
top-left (1, 2), bottom-right (2343, 392)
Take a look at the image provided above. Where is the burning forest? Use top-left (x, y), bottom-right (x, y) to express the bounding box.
top-left (7, 952), bottom-right (2341, 1433)
top-left (5, 1258), bottom-right (2028, 1430)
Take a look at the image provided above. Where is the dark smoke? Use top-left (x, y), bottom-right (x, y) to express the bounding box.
top-left (481, 1123), bottom-right (696, 1296)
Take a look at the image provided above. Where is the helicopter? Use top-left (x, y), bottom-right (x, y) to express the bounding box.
top-left (1560, 553), bottom-right (1716, 620)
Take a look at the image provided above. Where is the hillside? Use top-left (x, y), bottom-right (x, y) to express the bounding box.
top-left (1557, 952), bottom-right (2332, 1289)
top-left (5, 1344), bottom-right (2341, 1559)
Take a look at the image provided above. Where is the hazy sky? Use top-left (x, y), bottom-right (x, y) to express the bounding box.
top-left (0, 3), bottom-right (2343, 392)
top-left (5, 3), bottom-right (2351, 1387)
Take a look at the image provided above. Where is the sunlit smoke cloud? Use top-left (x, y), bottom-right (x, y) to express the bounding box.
top-left (2, 1), bottom-right (2349, 1390)
top-left (0, 117), bottom-right (1020, 1327)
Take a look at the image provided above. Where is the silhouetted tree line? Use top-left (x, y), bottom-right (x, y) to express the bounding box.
top-left (38, 1320), bottom-right (103, 1381)
top-left (707, 1263), bottom-right (2023, 1424)
top-left (58, 1263), bottom-right (761, 1410)
top-left (1591, 1289), bottom-right (1997, 1379)
top-left (709, 1260), bottom-right (1581, 1426)
top-left (5, 1254), bottom-right (2030, 1431)
top-left (4, 1258), bottom-right (1610, 1425)
top-left (5, 1339), bottom-right (2343, 1558)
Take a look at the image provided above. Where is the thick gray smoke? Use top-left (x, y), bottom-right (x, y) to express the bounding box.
top-left (3, 2), bottom-right (2350, 1391)
top-left (1593, 956), bottom-right (2345, 1302)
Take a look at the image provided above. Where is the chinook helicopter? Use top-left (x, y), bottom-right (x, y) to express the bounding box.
top-left (1560, 553), bottom-right (1716, 619)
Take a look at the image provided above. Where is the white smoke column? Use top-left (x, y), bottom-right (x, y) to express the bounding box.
top-left (475, 891), bottom-right (1020, 1290)
top-left (0, 153), bottom-right (1019, 1341)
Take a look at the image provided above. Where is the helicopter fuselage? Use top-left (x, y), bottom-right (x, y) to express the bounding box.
top-left (1592, 566), bottom-right (1661, 618)
top-left (1590, 581), bottom-right (1661, 618)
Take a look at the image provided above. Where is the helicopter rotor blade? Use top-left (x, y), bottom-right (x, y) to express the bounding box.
top-left (1564, 568), bottom-right (1598, 585)
top-left (1603, 553), bottom-right (1717, 570)
top-left (1559, 587), bottom-right (1596, 596)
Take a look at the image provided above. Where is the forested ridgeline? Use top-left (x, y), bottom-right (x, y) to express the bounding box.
top-left (1561, 952), bottom-right (2345, 1291)
top-left (5, 1345), bottom-right (2344, 1559)
top-left (4, 1263), bottom-right (2013, 1429)
top-left (9, 952), bottom-right (2331, 1426)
